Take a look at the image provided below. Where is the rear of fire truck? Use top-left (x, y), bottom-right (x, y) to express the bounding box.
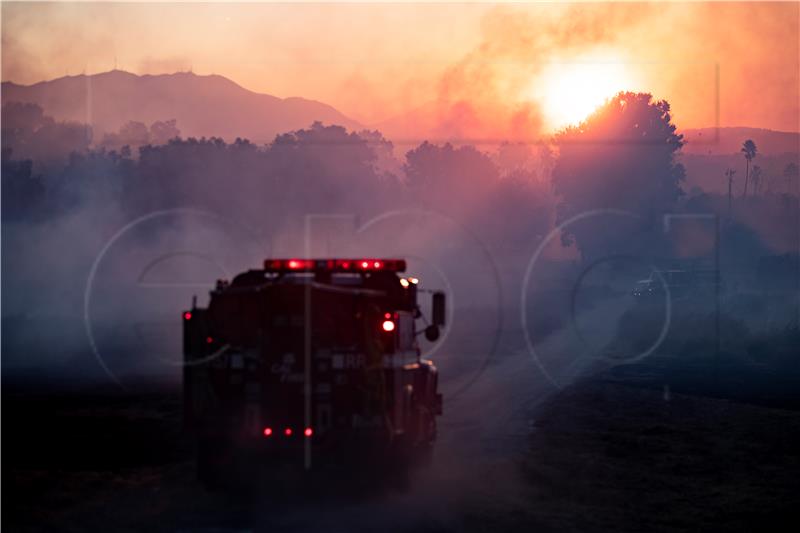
top-left (183, 258), bottom-right (445, 487)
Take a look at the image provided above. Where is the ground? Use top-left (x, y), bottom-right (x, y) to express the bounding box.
top-left (511, 379), bottom-right (800, 532)
top-left (4, 366), bottom-right (800, 532)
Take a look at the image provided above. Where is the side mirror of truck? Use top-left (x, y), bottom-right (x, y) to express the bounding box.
top-left (432, 291), bottom-right (445, 327)
top-left (424, 325), bottom-right (440, 342)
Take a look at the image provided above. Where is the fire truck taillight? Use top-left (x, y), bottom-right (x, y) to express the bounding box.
top-left (263, 427), bottom-right (273, 437)
top-left (304, 428), bottom-right (313, 438)
top-left (382, 320), bottom-right (395, 332)
top-left (284, 428), bottom-right (293, 437)
top-left (183, 312), bottom-right (192, 320)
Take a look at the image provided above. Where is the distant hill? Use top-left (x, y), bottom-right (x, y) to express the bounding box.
top-left (680, 127), bottom-right (799, 156)
top-left (376, 106), bottom-right (800, 154)
top-left (1, 70), bottom-right (360, 143)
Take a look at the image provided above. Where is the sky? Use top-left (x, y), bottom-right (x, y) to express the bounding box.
top-left (2, 1), bottom-right (799, 135)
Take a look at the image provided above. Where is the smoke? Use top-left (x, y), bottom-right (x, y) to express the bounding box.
top-left (137, 55), bottom-right (192, 75)
top-left (1, 1), bottom-right (118, 81)
top-left (3, 2), bottom-right (797, 138)
top-left (401, 4), bottom-right (653, 143)
top-left (385, 2), bottom-right (798, 142)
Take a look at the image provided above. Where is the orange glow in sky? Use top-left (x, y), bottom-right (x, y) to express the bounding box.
top-left (1, 2), bottom-right (798, 139)
top-left (531, 58), bottom-right (639, 130)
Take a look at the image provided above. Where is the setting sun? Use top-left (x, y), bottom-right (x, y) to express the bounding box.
top-left (534, 61), bottom-right (637, 131)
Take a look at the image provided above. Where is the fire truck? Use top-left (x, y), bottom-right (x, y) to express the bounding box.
top-left (183, 258), bottom-right (445, 486)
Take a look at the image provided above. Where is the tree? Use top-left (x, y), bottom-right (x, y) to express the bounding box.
top-left (149, 119), bottom-right (181, 145)
top-left (2, 103), bottom-right (92, 168)
top-left (1, 148), bottom-right (44, 221)
top-left (358, 129), bottom-right (403, 180)
top-left (404, 141), bottom-right (498, 215)
top-left (405, 142), bottom-right (497, 188)
top-left (551, 92), bottom-right (685, 260)
top-left (741, 139), bottom-right (757, 197)
top-left (1, 102), bottom-right (48, 145)
top-left (268, 122), bottom-right (379, 194)
top-left (404, 141), bottom-right (550, 246)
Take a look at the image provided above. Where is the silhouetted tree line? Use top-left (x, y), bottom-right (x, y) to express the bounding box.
top-left (2, 97), bottom-right (797, 261)
top-left (1, 148), bottom-right (44, 221)
top-left (1, 107), bottom-right (552, 249)
top-left (2, 102), bottom-right (92, 172)
top-left (99, 119), bottom-right (181, 152)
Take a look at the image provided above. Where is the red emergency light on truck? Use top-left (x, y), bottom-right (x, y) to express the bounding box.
top-left (183, 258), bottom-right (445, 486)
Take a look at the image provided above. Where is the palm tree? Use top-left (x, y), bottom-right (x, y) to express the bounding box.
top-left (741, 139), bottom-right (757, 197)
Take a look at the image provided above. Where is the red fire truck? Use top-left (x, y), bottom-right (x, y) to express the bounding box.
top-left (183, 258), bottom-right (445, 486)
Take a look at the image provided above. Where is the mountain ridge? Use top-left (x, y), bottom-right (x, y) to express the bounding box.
top-left (1, 70), bottom-right (360, 143)
top-left (679, 127), bottom-right (799, 156)
top-left (3, 71), bottom-right (798, 153)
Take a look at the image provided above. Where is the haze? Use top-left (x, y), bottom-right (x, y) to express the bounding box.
top-left (2, 1), bottom-right (798, 136)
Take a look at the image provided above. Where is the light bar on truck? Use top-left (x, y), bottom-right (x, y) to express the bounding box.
top-left (263, 258), bottom-right (406, 273)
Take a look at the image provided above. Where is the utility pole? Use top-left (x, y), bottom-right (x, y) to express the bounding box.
top-left (725, 168), bottom-right (736, 220)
